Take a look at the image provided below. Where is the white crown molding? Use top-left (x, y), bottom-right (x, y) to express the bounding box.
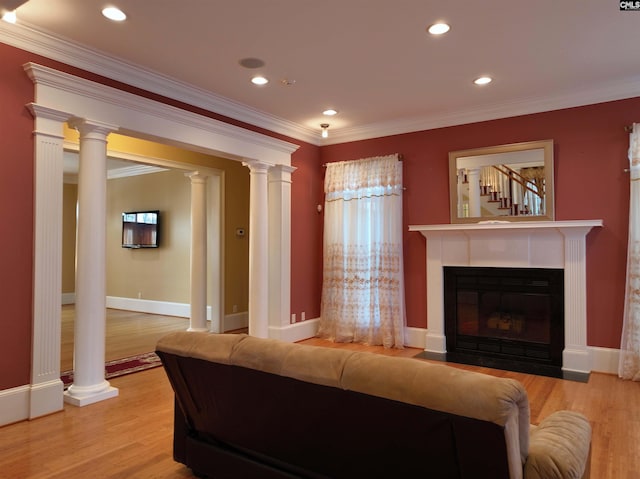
top-left (0, 20), bottom-right (319, 145)
top-left (324, 75), bottom-right (640, 145)
top-left (4, 21), bottom-right (640, 147)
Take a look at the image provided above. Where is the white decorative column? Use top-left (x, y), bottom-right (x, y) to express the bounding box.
top-left (559, 226), bottom-right (594, 376)
top-left (267, 165), bottom-right (295, 332)
top-left (27, 104), bottom-right (68, 418)
top-left (467, 168), bottom-right (481, 217)
top-left (187, 172), bottom-right (208, 332)
top-left (64, 119), bottom-right (119, 407)
top-left (244, 160), bottom-right (271, 338)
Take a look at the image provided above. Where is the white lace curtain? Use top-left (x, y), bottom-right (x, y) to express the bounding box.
top-left (619, 123), bottom-right (640, 381)
top-left (317, 154), bottom-right (406, 348)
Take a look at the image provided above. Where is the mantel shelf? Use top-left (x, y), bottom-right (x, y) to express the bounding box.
top-left (409, 219), bottom-right (603, 235)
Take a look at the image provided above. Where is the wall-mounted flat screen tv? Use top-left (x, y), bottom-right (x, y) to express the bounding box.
top-left (122, 210), bottom-right (160, 248)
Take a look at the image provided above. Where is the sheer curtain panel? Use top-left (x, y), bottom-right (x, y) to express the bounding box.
top-left (318, 154), bottom-right (406, 348)
top-left (620, 123), bottom-right (640, 381)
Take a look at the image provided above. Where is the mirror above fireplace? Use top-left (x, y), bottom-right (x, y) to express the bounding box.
top-left (449, 139), bottom-right (555, 223)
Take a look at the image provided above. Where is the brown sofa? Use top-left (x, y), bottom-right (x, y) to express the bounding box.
top-left (156, 332), bottom-right (591, 479)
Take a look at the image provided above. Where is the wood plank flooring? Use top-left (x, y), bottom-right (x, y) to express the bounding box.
top-left (60, 305), bottom-right (191, 372)
top-left (0, 327), bottom-right (638, 478)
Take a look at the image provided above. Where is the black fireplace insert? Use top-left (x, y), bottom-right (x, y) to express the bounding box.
top-left (444, 266), bottom-right (564, 377)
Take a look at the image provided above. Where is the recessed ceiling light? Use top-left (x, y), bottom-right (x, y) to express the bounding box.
top-left (323, 109), bottom-right (338, 116)
top-left (2, 10), bottom-right (17, 23)
top-left (2, 10), bottom-right (17, 24)
top-left (428, 23), bottom-right (450, 35)
top-left (251, 76), bottom-right (269, 86)
top-left (102, 6), bottom-right (126, 22)
top-left (474, 76), bottom-right (493, 85)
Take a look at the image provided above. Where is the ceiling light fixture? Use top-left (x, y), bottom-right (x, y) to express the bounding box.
top-left (474, 76), bottom-right (493, 85)
top-left (322, 109), bottom-right (338, 116)
top-left (102, 6), bottom-right (127, 22)
top-left (320, 123), bottom-right (329, 138)
top-left (2, 10), bottom-right (17, 23)
top-left (251, 76), bottom-right (269, 86)
top-left (428, 23), bottom-right (450, 35)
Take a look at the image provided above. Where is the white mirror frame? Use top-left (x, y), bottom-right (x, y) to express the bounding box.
top-left (449, 139), bottom-right (555, 224)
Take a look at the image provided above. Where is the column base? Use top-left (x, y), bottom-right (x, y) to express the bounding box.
top-left (187, 326), bottom-right (209, 332)
top-left (64, 380), bottom-right (119, 407)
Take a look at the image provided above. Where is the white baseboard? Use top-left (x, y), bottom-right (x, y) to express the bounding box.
top-left (106, 296), bottom-right (189, 317)
top-left (0, 385), bottom-right (29, 427)
top-left (405, 327), bottom-right (428, 349)
top-left (269, 318), bottom-right (320, 343)
top-left (106, 296), bottom-right (248, 333)
top-left (590, 346), bottom-right (620, 375)
top-left (224, 312), bottom-right (248, 332)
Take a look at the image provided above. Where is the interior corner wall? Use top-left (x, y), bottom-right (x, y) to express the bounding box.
top-left (319, 97), bottom-right (640, 349)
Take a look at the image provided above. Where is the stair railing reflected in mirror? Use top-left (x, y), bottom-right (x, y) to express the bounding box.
top-left (449, 139), bottom-right (555, 223)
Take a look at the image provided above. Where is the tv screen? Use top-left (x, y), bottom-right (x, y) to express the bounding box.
top-left (122, 210), bottom-right (160, 248)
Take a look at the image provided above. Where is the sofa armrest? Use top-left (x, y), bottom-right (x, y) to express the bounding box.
top-left (524, 411), bottom-right (591, 479)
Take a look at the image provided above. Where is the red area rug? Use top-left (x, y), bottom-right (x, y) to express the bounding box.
top-left (60, 351), bottom-right (162, 389)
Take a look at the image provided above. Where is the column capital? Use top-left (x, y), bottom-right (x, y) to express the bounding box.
top-left (27, 103), bottom-right (72, 123)
top-left (185, 171), bottom-right (208, 183)
top-left (242, 159), bottom-right (273, 172)
top-left (27, 103), bottom-right (69, 140)
top-left (68, 118), bottom-right (119, 139)
top-left (269, 164), bottom-right (297, 183)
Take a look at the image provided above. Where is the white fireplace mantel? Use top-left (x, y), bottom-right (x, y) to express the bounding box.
top-left (408, 220), bottom-right (603, 378)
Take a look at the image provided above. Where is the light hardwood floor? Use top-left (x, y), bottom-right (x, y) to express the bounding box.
top-left (60, 305), bottom-right (191, 372)
top-left (1, 325), bottom-right (638, 478)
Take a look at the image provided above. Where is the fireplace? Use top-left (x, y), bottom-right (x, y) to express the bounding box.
top-left (408, 220), bottom-right (602, 380)
top-left (444, 266), bottom-right (564, 377)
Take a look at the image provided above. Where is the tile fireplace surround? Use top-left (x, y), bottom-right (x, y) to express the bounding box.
top-left (409, 220), bottom-right (603, 380)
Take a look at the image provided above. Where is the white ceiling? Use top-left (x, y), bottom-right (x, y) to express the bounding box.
top-left (2, 0), bottom-right (640, 145)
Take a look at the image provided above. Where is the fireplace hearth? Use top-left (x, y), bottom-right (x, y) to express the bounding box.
top-left (444, 266), bottom-right (564, 377)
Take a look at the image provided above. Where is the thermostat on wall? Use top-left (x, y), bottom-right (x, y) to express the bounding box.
top-left (236, 228), bottom-right (245, 237)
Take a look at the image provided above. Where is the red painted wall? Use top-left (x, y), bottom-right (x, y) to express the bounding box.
top-left (320, 99), bottom-right (640, 349)
top-left (0, 44), bottom-right (36, 390)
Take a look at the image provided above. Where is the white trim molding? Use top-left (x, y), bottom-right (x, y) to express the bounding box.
top-left (269, 318), bottom-right (320, 343)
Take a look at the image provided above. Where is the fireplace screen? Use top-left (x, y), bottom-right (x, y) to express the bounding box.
top-left (456, 290), bottom-right (551, 343)
top-left (444, 267), bottom-right (564, 376)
